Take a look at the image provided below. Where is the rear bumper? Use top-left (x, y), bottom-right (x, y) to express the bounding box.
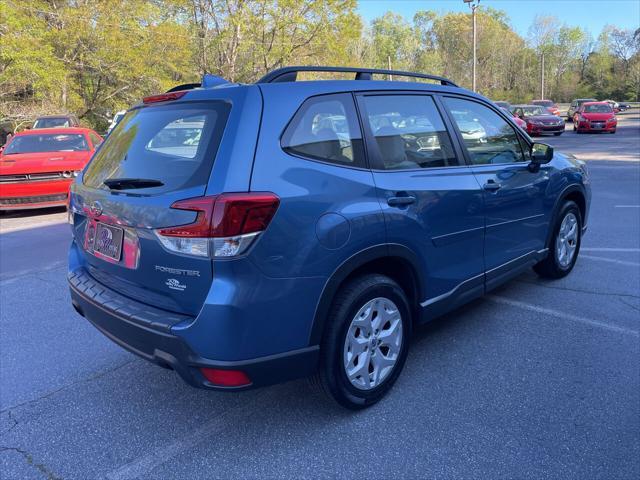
top-left (68, 267), bottom-right (319, 390)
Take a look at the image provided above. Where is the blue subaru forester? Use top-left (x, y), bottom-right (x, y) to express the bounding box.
top-left (68, 67), bottom-right (590, 409)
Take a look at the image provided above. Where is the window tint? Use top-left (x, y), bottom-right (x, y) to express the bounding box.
top-left (83, 101), bottom-right (230, 193)
top-left (361, 95), bottom-right (457, 170)
top-left (443, 97), bottom-right (525, 165)
top-left (281, 94), bottom-right (364, 167)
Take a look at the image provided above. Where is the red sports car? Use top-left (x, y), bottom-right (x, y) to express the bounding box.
top-left (573, 102), bottom-right (617, 134)
top-left (0, 127), bottom-right (102, 210)
top-left (532, 99), bottom-right (560, 116)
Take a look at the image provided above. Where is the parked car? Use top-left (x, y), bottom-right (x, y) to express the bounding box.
top-left (32, 114), bottom-right (80, 129)
top-left (532, 99), bottom-right (560, 116)
top-left (567, 98), bottom-right (597, 122)
top-left (494, 101), bottom-right (511, 110)
top-left (617, 102), bottom-right (631, 112)
top-left (0, 127), bottom-right (102, 210)
top-left (106, 110), bottom-right (127, 135)
top-left (573, 101), bottom-right (617, 134)
top-left (512, 105), bottom-right (565, 136)
top-left (67, 66), bottom-right (590, 409)
top-left (501, 107), bottom-right (527, 130)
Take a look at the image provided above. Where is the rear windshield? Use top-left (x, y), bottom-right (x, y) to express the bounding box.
top-left (83, 101), bottom-right (230, 193)
top-left (584, 104), bottom-right (613, 113)
top-left (4, 133), bottom-right (88, 154)
top-left (34, 118), bottom-right (72, 128)
top-left (533, 100), bottom-right (553, 107)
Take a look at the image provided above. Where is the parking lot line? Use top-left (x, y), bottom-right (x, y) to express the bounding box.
top-left (486, 295), bottom-right (639, 337)
top-left (581, 247), bottom-right (640, 252)
top-left (580, 254), bottom-right (640, 267)
top-left (105, 391), bottom-right (272, 480)
top-left (614, 205), bottom-right (640, 208)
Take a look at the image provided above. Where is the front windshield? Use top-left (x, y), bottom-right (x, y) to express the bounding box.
top-left (522, 106), bottom-right (547, 117)
top-left (3, 134), bottom-right (88, 154)
top-left (584, 104), bottom-right (613, 113)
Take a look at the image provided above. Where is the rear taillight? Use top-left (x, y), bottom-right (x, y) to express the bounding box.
top-left (155, 193), bottom-right (280, 258)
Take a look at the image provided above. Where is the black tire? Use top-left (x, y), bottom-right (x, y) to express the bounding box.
top-left (317, 274), bottom-right (412, 410)
top-left (534, 201), bottom-right (582, 279)
top-left (610, 129), bottom-right (616, 134)
top-left (554, 132), bottom-right (562, 136)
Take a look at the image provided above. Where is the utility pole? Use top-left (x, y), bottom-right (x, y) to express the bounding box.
top-left (540, 52), bottom-right (545, 100)
top-left (464, 0), bottom-right (481, 92)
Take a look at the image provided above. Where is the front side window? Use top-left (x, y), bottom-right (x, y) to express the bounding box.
top-left (443, 97), bottom-right (525, 165)
top-left (281, 93), bottom-right (364, 167)
top-left (3, 134), bottom-right (89, 154)
top-left (360, 95), bottom-right (458, 170)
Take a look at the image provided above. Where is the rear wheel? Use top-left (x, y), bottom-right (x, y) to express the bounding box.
top-left (534, 201), bottom-right (582, 279)
top-left (317, 274), bottom-right (411, 409)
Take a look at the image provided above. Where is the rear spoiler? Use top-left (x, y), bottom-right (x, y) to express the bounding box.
top-left (165, 74), bottom-right (229, 93)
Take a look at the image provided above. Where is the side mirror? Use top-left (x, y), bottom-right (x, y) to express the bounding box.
top-left (529, 142), bottom-right (553, 171)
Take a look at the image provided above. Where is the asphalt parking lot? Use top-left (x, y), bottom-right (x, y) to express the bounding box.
top-left (1, 111), bottom-right (639, 479)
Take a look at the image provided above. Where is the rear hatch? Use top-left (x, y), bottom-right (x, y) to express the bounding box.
top-left (70, 96), bottom-right (231, 316)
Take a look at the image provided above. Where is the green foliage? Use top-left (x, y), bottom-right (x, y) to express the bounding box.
top-left (1, 1), bottom-right (638, 135)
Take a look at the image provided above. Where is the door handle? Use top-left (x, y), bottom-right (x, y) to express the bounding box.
top-left (387, 196), bottom-right (416, 207)
top-left (483, 180), bottom-right (501, 191)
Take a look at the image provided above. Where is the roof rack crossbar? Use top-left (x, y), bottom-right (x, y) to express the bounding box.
top-left (256, 66), bottom-right (458, 87)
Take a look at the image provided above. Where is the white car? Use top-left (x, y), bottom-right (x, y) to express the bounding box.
top-left (106, 110), bottom-right (127, 135)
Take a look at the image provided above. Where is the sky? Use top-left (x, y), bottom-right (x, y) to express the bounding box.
top-left (357, 0), bottom-right (640, 37)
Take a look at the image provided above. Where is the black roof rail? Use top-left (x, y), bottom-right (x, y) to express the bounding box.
top-left (256, 66), bottom-right (458, 87)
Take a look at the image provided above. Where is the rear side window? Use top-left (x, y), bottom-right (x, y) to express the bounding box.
top-left (281, 93), bottom-right (365, 167)
top-left (360, 95), bottom-right (458, 170)
top-left (83, 101), bottom-right (230, 193)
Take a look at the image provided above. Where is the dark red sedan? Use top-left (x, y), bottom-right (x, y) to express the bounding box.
top-left (573, 102), bottom-right (617, 134)
top-left (0, 127), bottom-right (102, 210)
top-left (512, 105), bottom-right (565, 136)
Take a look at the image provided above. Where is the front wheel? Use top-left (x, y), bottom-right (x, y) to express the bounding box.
top-left (534, 201), bottom-right (582, 279)
top-left (317, 274), bottom-right (412, 409)
top-left (554, 132), bottom-right (563, 136)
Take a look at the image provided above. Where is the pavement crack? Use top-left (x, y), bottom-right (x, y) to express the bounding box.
top-left (517, 279), bottom-right (640, 300)
top-left (619, 297), bottom-right (640, 313)
top-left (0, 446), bottom-right (63, 480)
top-left (0, 359), bottom-right (136, 415)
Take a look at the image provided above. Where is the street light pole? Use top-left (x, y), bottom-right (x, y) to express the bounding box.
top-left (464, 0), bottom-right (481, 92)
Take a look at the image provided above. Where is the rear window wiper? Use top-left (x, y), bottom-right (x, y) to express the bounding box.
top-left (103, 178), bottom-right (164, 190)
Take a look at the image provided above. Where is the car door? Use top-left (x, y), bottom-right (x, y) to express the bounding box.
top-left (441, 95), bottom-right (550, 288)
top-left (356, 92), bottom-right (485, 319)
